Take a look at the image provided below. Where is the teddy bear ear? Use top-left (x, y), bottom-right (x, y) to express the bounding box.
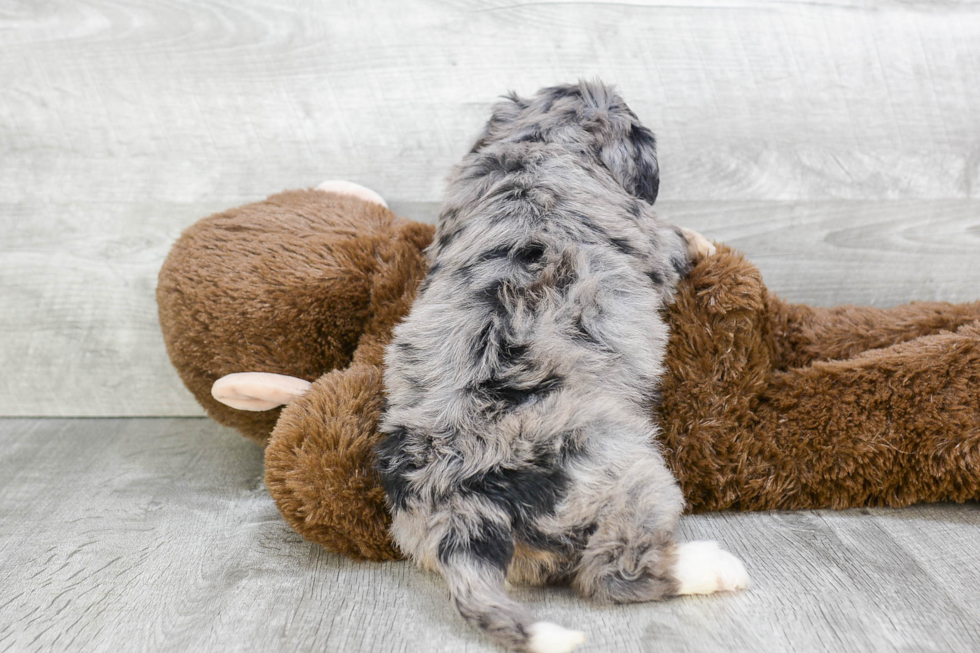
top-left (211, 373), bottom-right (313, 412)
top-left (315, 180), bottom-right (388, 208)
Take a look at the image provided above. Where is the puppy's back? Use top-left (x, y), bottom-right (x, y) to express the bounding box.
top-left (377, 80), bottom-right (693, 653)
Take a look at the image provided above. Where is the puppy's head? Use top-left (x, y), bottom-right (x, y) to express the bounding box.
top-left (470, 80), bottom-right (661, 205)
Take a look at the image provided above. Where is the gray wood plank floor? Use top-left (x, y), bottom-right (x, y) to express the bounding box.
top-left (2, 418), bottom-right (979, 652)
top-left (2, 0), bottom-right (980, 416)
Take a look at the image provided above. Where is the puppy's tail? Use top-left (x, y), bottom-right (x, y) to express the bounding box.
top-left (438, 530), bottom-right (585, 653)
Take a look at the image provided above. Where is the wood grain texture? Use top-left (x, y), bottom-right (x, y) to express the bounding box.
top-left (1, 418), bottom-right (979, 652)
top-left (1, 0), bottom-right (979, 415)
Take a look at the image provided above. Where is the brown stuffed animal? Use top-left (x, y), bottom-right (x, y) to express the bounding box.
top-left (157, 182), bottom-right (980, 562)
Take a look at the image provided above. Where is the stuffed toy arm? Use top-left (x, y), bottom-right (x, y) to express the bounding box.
top-left (766, 297), bottom-right (980, 369)
top-left (210, 363), bottom-right (399, 561)
top-left (264, 363), bottom-right (400, 561)
top-left (659, 247), bottom-right (980, 513)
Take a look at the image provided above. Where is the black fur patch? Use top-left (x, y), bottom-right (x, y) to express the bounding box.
top-left (472, 313), bottom-right (532, 370)
top-left (438, 516), bottom-right (514, 570)
top-left (475, 279), bottom-right (508, 317)
top-left (469, 242), bottom-right (546, 272)
top-left (528, 428), bottom-right (584, 468)
top-left (473, 151), bottom-right (528, 178)
top-left (458, 461), bottom-right (570, 549)
top-left (671, 253), bottom-right (690, 277)
top-left (608, 236), bottom-right (639, 257)
top-left (513, 242), bottom-right (546, 265)
top-left (375, 425), bottom-right (422, 511)
top-left (520, 527), bottom-right (571, 553)
top-left (521, 516), bottom-right (596, 557)
top-left (499, 337), bottom-right (530, 367)
top-left (471, 372), bottom-right (563, 411)
top-left (574, 521), bottom-right (599, 544)
top-left (438, 227), bottom-right (461, 252)
top-left (645, 269), bottom-right (664, 285)
top-left (629, 124), bottom-right (660, 204)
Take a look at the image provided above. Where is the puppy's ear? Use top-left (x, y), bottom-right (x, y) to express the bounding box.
top-left (470, 92), bottom-right (527, 152)
top-left (596, 112), bottom-right (660, 205)
top-left (575, 81), bottom-right (660, 205)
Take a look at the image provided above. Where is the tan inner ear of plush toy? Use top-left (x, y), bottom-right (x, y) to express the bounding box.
top-left (315, 180), bottom-right (388, 208)
top-left (212, 372), bottom-right (313, 411)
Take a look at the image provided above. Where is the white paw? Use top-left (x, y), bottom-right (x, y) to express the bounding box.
top-left (315, 180), bottom-right (388, 208)
top-left (673, 541), bottom-right (750, 595)
top-left (526, 621), bottom-right (586, 653)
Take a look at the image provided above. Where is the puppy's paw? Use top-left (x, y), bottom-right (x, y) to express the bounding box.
top-left (526, 622), bottom-right (586, 653)
top-left (673, 540), bottom-right (750, 595)
top-left (680, 227), bottom-right (716, 261)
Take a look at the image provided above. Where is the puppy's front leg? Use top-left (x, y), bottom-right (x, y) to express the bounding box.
top-left (680, 227), bottom-right (716, 261)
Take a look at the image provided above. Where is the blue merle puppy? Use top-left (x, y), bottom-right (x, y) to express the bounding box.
top-left (376, 81), bottom-right (748, 653)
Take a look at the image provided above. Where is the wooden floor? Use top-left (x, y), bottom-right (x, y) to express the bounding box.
top-left (1, 418), bottom-right (979, 653)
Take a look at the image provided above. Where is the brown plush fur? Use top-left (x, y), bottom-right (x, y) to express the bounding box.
top-left (660, 248), bottom-right (980, 512)
top-left (157, 190), bottom-right (980, 562)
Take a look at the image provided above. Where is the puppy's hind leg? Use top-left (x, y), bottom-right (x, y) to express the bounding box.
top-left (573, 526), bottom-right (749, 603)
top-left (571, 451), bottom-right (748, 604)
top-left (573, 522), bottom-right (681, 604)
top-left (571, 453), bottom-right (687, 604)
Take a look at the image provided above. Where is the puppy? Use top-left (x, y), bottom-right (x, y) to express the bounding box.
top-left (376, 81), bottom-right (747, 653)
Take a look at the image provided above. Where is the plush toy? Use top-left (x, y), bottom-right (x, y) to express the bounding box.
top-left (157, 182), bottom-right (980, 562)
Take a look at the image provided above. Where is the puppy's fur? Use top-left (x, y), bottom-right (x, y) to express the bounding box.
top-left (377, 81), bottom-right (746, 652)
